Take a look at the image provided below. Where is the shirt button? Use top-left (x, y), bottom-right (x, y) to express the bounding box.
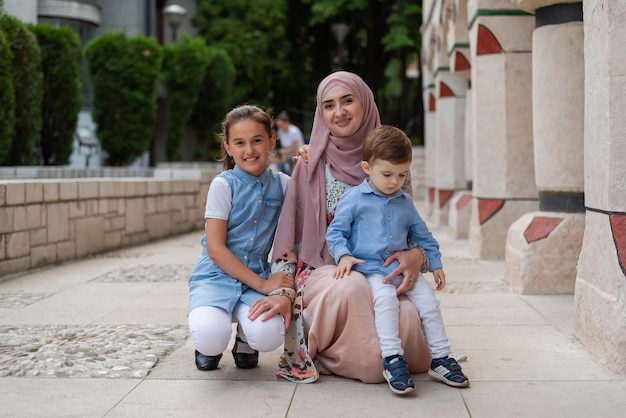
top-left (249, 237), bottom-right (254, 241)
top-left (258, 199), bottom-right (262, 204)
top-left (244, 255), bottom-right (248, 260)
top-left (389, 235), bottom-right (393, 239)
top-left (253, 220), bottom-right (257, 224)
top-left (387, 217), bottom-right (391, 221)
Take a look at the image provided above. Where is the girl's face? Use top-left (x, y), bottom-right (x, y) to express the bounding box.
top-left (321, 85), bottom-right (364, 137)
top-left (223, 119), bottom-right (275, 177)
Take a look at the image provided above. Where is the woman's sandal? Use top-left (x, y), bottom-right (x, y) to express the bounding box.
top-left (231, 336), bottom-right (259, 369)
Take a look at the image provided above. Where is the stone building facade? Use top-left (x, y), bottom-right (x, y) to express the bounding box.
top-left (421, 0), bottom-right (625, 373)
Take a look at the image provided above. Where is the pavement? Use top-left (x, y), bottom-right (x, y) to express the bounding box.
top-left (1, 202), bottom-right (625, 418)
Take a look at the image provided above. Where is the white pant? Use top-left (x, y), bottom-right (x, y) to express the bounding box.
top-left (367, 273), bottom-right (450, 359)
top-left (188, 302), bottom-right (285, 356)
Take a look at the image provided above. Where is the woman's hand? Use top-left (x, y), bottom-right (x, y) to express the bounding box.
top-left (248, 295), bottom-right (292, 332)
top-left (261, 271), bottom-right (294, 295)
top-left (382, 247), bottom-right (424, 295)
top-left (294, 144), bottom-right (309, 163)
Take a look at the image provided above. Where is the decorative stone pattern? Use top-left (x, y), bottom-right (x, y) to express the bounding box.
top-left (0, 292), bottom-right (52, 308)
top-left (0, 324), bottom-right (188, 378)
top-left (93, 264), bottom-right (192, 283)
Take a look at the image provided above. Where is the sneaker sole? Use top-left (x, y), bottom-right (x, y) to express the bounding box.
top-left (383, 369), bottom-right (415, 395)
top-left (428, 369), bottom-right (470, 388)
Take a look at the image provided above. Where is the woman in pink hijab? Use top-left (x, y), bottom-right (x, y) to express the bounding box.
top-left (267, 71), bottom-right (431, 383)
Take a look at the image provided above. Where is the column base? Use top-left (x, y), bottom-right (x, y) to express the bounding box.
top-left (449, 192), bottom-right (472, 239)
top-left (575, 210), bottom-right (626, 374)
top-left (469, 198), bottom-right (538, 260)
top-left (506, 211), bottom-right (584, 294)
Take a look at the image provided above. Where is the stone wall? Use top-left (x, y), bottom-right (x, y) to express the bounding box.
top-left (0, 170), bottom-right (218, 278)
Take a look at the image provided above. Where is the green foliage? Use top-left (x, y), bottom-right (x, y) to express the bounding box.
top-left (162, 35), bottom-right (210, 161)
top-left (29, 24), bottom-right (82, 166)
top-left (188, 46), bottom-right (235, 159)
top-left (193, 0), bottom-right (289, 105)
top-left (0, 14), bottom-right (43, 165)
top-left (0, 26), bottom-right (15, 164)
top-left (85, 32), bottom-right (162, 165)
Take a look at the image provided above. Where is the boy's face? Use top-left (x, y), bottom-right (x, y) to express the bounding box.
top-left (361, 159), bottom-right (411, 196)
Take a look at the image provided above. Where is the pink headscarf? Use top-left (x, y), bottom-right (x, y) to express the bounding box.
top-left (272, 71), bottom-right (381, 267)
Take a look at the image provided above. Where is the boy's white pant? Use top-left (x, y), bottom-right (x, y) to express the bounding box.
top-left (367, 272), bottom-right (450, 359)
top-left (188, 302), bottom-right (285, 356)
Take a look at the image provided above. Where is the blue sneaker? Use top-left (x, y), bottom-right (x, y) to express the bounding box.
top-left (383, 355), bottom-right (415, 395)
top-left (428, 356), bottom-right (470, 387)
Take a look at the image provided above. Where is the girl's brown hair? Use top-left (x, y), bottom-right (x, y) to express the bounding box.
top-left (218, 105), bottom-right (275, 170)
top-left (362, 125), bottom-right (412, 164)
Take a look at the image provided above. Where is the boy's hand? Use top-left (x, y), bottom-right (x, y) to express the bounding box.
top-left (433, 269), bottom-right (446, 290)
top-left (333, 255), bottom-right (364, 279)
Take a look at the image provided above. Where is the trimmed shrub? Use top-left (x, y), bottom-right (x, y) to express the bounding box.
top-left (85, 32), bottom-right (162, 166)
top-left (162, 35), bottom-right (210, 161)
top-left (188, 47), bottom-right (235, 160)
top-left (0, 14), bottom-right (43, 165)
top-left (29, 24), bottom-right (82, 166)
top-left (0, 27), bottom-right (15, 164)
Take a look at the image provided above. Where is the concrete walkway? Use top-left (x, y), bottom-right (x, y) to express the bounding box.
top-left (1, 205), bottom-right (625, 418)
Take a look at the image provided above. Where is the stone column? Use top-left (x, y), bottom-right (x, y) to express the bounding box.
top-left (574, 0), bottom-right (626, 374)
top-left (433, 72), bottom-right (467, 227)
top-left (468, 0), bottom-right (537, 259)
top-left (506, 1), bottom-right (585, 294)
top-left (446, 0), bottom-right (474, 239)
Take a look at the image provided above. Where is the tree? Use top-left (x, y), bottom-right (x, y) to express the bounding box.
top-left (162, 35), bottom-right (210, 161)
top-left (0, 27), bottom-right (15, 164)
top-left (0, 14), bottom-right (43, 165)
top-left (188, 47), bottom-right (236, 160)
top-left (29, 24), bottom-right (82, 166)
top-left (193, 0), bottom-right (289, 106)
top-left (85, 32), bottom-right (162, 165)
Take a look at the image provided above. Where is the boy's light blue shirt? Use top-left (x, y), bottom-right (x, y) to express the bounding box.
top-left (326, 179), bottom-right (442, 277)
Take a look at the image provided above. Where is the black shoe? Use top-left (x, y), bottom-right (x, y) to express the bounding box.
top-left (231, 337), bottom-right (259, 369)
top-left (195, 350), bottom-right (222, 371)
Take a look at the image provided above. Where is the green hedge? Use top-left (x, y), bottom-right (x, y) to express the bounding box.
top-left (85, 32), bottom-right (162, 165)
top-left (29, 24), bottom-right (82, 165)
top-left (0, 26), bottom-right (15, 164)
top-left (0, 14), bottom-right (42, 165)
top-left (188, 47), bottom-right (235, 160)
top-left (162, 35), bottom-right (210, 161)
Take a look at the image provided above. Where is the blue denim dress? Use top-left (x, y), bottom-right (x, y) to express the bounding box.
top-left (188, 166), bottom-right (284, 314)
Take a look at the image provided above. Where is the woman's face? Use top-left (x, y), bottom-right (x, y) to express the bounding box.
top-left (321, 85), bottom-right (364, 137)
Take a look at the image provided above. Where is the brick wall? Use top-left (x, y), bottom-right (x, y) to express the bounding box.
top-left (0, 170), bottom-right (218, 278)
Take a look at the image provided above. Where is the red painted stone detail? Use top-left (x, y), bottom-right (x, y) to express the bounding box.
top-left (429, 93), bottom-right (436, 112)
top-left (456, 193), bottom-right (472, 209)
top-left (609, 214), bottom-right (626, 276)
top-left (454, 51), bottom-right (471, 71)
top-left (439, 82), bottom-right (455, 98)
top-left (523, 216), bottom-right (563, 244)
top-left (477, 24), bottom-right (503, 55)
top-left (428, 187), bottom-right (435, 203)
top-left (438, 190), bottom-right (454, 208)
top-left (478, 198), bottom-right (504, 225)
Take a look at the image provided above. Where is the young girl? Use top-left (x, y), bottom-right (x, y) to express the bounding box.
top-left (187, 105), bottom-right (294, 371)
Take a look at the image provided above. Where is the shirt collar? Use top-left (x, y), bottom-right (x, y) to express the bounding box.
top-left (360, 178), bottom-right (407, 199)
top-left (232, 165), bottom-right (270, 186)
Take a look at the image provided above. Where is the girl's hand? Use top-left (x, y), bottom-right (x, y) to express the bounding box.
top-left (382, 247), bottom-right (423, 294)
top-left (248, 295), bottom-right (292, 332)
top-left (261, 271), bottom-right (294, 294)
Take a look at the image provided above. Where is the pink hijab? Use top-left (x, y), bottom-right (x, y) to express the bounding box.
top-left (272, 71), bottom-right (381, 268)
